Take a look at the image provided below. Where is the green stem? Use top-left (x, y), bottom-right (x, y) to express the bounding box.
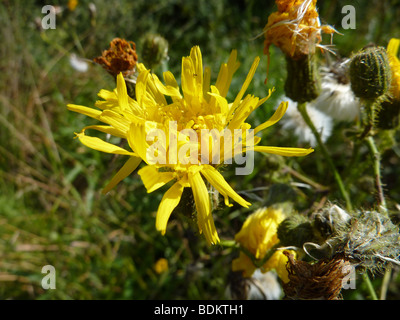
top-left (297, 103), bottom-right (353, 211)
top-left (362, 272), bottom-right (378, 300)
top-left (219, 239), bottom-right (237, 248)
top-left (366, 136), bottom-right (388, 215)
top-left (380, 269), bottom-right (391, 300)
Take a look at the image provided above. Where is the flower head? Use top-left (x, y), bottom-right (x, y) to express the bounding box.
top-left (68, 46), bottom-right (313, 245)
top-left (93, 38), bottom-right (138, 77)
top-left (232, 207), bottom-right (294, 282)
top-left (263, 0), bottom-right (336, 59)
top-left (154, 258), bottom-right (169, 274)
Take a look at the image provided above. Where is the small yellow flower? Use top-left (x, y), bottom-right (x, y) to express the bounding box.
top-left (154, 258), bottom-right (169, 274)
top-left (68, 46), bottom-right (313, 245)
top-left (232, 207), bottom-right (294, 282)
top-left (387, 38), bottom-right (400, 100)
top-left (263, 0), bottom-right (336, 59)
top-left (67, 0), bottom-right (78, 11)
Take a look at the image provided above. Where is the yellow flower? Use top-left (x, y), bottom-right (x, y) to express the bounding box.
top-left (232, 207), bottom-right (294, 282)
top-left (68, 46), bottom-right (313, 245)
top-left (263, 0), bottom-right (336, 59)
top-left (68, 0), bottom-right (78, 11)
top-left (154, 258), bottom-right (169, 274)
top-left (387, 38), bottom-right (400, 100)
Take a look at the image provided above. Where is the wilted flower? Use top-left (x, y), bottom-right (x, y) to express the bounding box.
top-left (280, 97), bottom-right (333, 147)
top-left (232, 207), bottom-right (295, 282)
top-left (263, 0), bottom-right (336, 102)
top-left (263, 0), bottom-right (336, 59)
top-left (93, 38), bottom-right (138, 77)
top-left (283, 251), bottom-right (352, 300)
top-left (68, 46), bottom-right (313, 245)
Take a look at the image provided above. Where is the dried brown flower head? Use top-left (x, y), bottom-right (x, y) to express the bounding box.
top-left (282, 251), bottom-right (352, 300)
top-left (94, 38), bottom-right (138, 77)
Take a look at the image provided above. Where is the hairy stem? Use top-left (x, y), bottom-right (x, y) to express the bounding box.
top-left (297, 102), bottom-right (352, 211)
top-left (366, 136), bottom-right (388, 215)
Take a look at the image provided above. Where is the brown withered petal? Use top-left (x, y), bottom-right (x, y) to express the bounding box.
top-left (282, 251), bottom-right (352, 300)
top-left (94, 38), bottom-right (138, 77)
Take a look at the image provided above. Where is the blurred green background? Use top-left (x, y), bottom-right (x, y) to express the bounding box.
top-left (1, 0), bottom-right (400, 299)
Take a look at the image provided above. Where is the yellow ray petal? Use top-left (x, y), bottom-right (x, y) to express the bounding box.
top-left (163, 71), bottom-right (182, 102)
top-left (100, 110), bottom-right (131, 133)
top-left (208, 86), bottom-right (228, 115)
top-left (135, 69), bottom-right (151, 107)
top-left (188, 169), bottom-right (220, 245)
top-left (181, 56), bottom-right (197, 101)
top-left (252, 145), bottom-right (314, 156)
top-left (97, 89), bottom-right (116, 102)
top-left (203, 66), bottom-right (211, 102)
top-left (153, 75), bottom-right (182, 98)
top-left (387, 38), bottom-right (400, 56)
top-left (81, 125), bottom-right (126, 139)
top-left (67, 104), bottom-right (102, 119)
top-left (227, 56), bottom-right (260, 123)
top-left (146, 73), bottom-right (168, 106)
top-left (116, 73), bottom-right (129, 111)
top-left (201, 165), bottom-right (251, 208)
top-left (228, 95), bottom-right (259, 130)
top-left (254, 101), bottom-right (288, 135)
top-left (102, 156), bottom-right (142, 194)
top-left (215, 49), bottom-right (240, 98)
top-left (75, 131), bottom-right (135, 156)
top-left (155, 181), bottom-right (185, 235)
top-left (127, 122), bottom-right (149, 162)
top-left (138, 165), bottom-right (175, 193)
top-left (190, 46), bottom-right (203, 90)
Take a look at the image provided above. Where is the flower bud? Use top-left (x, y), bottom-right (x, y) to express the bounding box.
top-left (140, 34), bottom-right (169, 70)
top-left (349, 46), bottom-right (391, 101)
top-left (277, 214), bottom-right (315, 247)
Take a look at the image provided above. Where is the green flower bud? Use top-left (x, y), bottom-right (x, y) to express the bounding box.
top-left (277, 214), bottom-right (315, 247)
top-left (349, 46), bottom-right (391, 101)
top-left (141, 34), bottom-right (169, 70)
top-left (284, 54), bottom-right (321, 103)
